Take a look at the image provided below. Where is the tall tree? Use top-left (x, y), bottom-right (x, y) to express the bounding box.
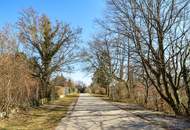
top-left (17, 8), bottom-right (81, 99)
top-left (82, 33), bottom-right (131, 98)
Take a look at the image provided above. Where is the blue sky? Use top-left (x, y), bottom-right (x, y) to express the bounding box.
top-left (0, 0), bottom-right (106, 85)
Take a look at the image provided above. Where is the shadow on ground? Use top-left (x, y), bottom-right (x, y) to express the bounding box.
top-left (56, 94), bottom-right (190, 130)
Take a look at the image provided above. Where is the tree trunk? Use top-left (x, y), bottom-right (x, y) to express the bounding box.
top-left (144, 81), bottom-right (149, 104)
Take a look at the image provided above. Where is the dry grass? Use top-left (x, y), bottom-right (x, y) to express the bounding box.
top-left (0, 94), bottom-right (79, 130)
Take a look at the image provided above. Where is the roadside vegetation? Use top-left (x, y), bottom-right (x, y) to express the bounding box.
top-left (83, 0), bottom-right (190, 116)
top-left (0, 8), bottom-right (80, 119)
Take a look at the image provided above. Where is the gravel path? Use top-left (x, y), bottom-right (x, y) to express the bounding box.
top-left (56, 93), bottom-right (190, 130)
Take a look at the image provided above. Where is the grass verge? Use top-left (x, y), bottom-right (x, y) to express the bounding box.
top-left (0, 94), bottom-right (79, 130)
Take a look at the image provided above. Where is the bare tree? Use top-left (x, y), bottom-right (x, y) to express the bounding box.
top-left (82, 34), bottom-right (113, 96)
top-left (82, 32), bottom-right (133, 99)
top-left (104, 0), bottom-right (190, 115)
top-left (0, 25), bottom-right (18, 54)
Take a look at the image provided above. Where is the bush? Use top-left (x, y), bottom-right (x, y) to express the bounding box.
top-left (90, 84), bottom-right (106, 95)
top-left (0, 54), bottom-right (39, 116)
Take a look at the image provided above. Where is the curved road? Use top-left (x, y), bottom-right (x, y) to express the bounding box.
top-left (56, 93), bottom-right (190, 130)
